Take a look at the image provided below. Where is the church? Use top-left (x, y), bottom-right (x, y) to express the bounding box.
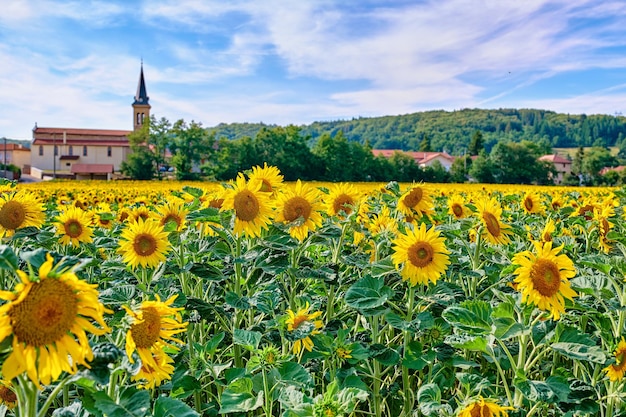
top-left (30, 64), bottom-right (151, 180)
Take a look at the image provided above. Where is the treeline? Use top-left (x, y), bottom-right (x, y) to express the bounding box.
top-left (208, 108), bottom-right (626, 155)
top-left (122, 118), bottom-right (452, 182)
top-left (122, 114), bottom-right (626, 185)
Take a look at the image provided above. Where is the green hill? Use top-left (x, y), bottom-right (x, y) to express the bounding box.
top-left (207, 108), bottom-right (626, 156)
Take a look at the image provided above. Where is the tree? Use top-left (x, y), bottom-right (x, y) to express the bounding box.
top-left (488, 142), bottom-right (553, 184)
top-left (169, 120), bottom-right (214, 180)
top-left (449, 156), bottom-right (470, 183)
top-left (419, 134), bottom-right (432, 152)
top-left (468, 152), bottom-right (495, 183)
top-left (582, 147), bottom-right (618, 184)
top-left (572, 146), bottom-right (584, 175)
top-left (468, 130), bottom-right (484, 156)
top-left (120, 121), bottom-right (155, 180)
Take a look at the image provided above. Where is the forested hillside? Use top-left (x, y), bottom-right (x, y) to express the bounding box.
top-left (207, 108), bottom-right (626, 155)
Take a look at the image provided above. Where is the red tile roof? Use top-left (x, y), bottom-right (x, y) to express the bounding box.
top-left (70, 164), bottom-right (114, 174)
top-left (539, 154), bottom-right (571, 164)
top-left (372, 149), bottom-right (455, 162)
top-left (34, 127), bottom-right (131, 136)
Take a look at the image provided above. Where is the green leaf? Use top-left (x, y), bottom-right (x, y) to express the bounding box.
top-left (417, 383), bottom-right (452, 416)
top-left (219, 378), bottom-right (264, 414)
top-left (188, 263), bottom-right (226, 282)
top-left (233, 329), bottom-right (262, 351)
top-left (153, 396), bottom-right (200, 417)
top-left (385, 311), bottom-right (434, 332)
top-left (551, 343), bottom-right (607, 363)
top-left (278, 362), bottom-right (313, 388)
top-left (403, 341), bottom-right (435, 370)
top-left (345, 276), bottom-right (394, 315)
top-left (515, 377), bottom-right (569, 404)
top-left (444, 334), bottom-right (489, 353)
top-left (442, 301), bottom-right (493, 335)
top-left (369, 344), bottom-right (400, 366)
top-left (225, 292), bottom-right (252, 310)
top-left (182, 186), bottom-right (204, 198)
top-left (0, 245), bottom-right (17, 271)
top-left (83, 387), bottom-right (150, 417)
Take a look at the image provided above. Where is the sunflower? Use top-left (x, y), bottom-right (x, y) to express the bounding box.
top-left (457, 396), bottom-right (513, 417)
top-left (54, 206), bottom-right (94, 246)
top-left (521, 192), bottom-right (544, 215)
top-left (117, 218), bottom-right (171, 269)
top-left (0, 190), bottom-right (46, 238)
top-left (128, 205), bottom-right (153, 223)
top-left (594, 205), bottom-right (615, 254)
top-left (512, 241), bottom-right (577, 320)
top-left (123, 295), bottom-right (188, 370)
top-left (0, 380), bottom-right (17, 409)
top-left (0, 254), bottom-right (111, 388)
top-left (285, 302), bottom-right (324, 355)
top-left (447, 194), bottom-right (470, 220)
top-left (391, 223), bottom-right (450, 287)
top-left (325, 183), bottom-right (361, 218)
top-left (604, 338), bottom-right (626, 382)
top-left (91, 202), bottom-right (115, 229)
top-left (540, 218), bottom-right (556, 243)
top-left (131, 346), bottom-right (175, 389)
top-left (397, 184), bottom-right (433, 219)
top-left (368, 206), bottom-right (398, 236)
top-left (475, 197), bottom-right (512, 245)
top-left (549, 194), bottom-right (565, 211)
top-left (220, 173), bottom-right (274, 238)
top-left (248, 163), bottom-right (284, 194)
top-left (154, 199), bottom-right (188, 232)
top-left (274, 180), bottom-right (323, 241)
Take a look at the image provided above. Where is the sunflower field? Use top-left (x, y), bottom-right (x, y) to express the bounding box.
top-left (0, 165), bottom-right (625, 417)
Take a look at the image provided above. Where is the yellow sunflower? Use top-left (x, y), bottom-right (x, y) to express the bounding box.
top-left (0, 190), bottom-right (46, 238)
top-left (540, 218), bottom-right (556, 243)
top-left (475, 197), bottom-right (512, 245)
top-left (391, 223), bottom-right (450, 287)
top-left (397, 184), bottom-right (433, 219)
top-left (128, 205), bottom-right (153, 223)
top-left (594, 205), bottom-right (615, 254)
top-left (220, 173), bottom-right (274, 238)
top-left (285, 302), bottom-right (324, 355)
top-left (521, 192), bottom-right (544, 215)
top-left (0, 254), bottom-right (111, 388)
top-left (117, 218), bottom-right (171, 269)
top-left (447, 194), bottom-right (470, 220)
top-left (368, 206), bottom-right (398, 236)
top-left (0, 380), bottom-right (17, 409)
top-left (457, 396), bottom-right (513, 417)
top-left (512, 241), bottom-right (577, 320)
top-left (154, 199), bottom-right (188, 232)
top-left (604, 338), bottom-right (626, 382)
top-left (325, 183), bottom-right (361, 218)
top-left (274, 180), bottom-right (323, 241)
top-left (131, 346), bottom-right (175, 389)
top-left (123, 295), bottom-right (188, 370)
top-left (55, 206), bottom-right (94, 246)
top-left (248, 163), bottom-right (284, 194)
top-left (91, 202), bottom-right (115, 229)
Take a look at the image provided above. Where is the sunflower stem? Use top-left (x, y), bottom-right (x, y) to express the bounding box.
top-left (233, 236), bottom-right (244, 369)
top-left (37, 375), bottom-right (71, 417)
top-left (15, 374), bottom-right (38, 417)
top-left (370, 316), bottom-right (382, 417)
top-left (401, 285), bottom-right (416, 417)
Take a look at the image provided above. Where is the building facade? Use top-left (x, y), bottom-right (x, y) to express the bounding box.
top-left (30, 64), bottom-right (150, 180)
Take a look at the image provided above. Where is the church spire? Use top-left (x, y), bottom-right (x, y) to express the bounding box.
top-left (132, 61), bottom-right (151, 131)
top-left (133, 60), bottom-right (149, 105)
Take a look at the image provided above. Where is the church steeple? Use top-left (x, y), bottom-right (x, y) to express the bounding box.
top-left (132, 61), bottom-right (151, 131)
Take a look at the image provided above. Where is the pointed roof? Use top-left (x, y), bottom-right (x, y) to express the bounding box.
top-left (133, 62), bottom-right (149, 106)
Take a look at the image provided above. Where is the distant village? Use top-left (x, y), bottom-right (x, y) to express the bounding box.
top-left (0, 65), bottom-right (589, 184)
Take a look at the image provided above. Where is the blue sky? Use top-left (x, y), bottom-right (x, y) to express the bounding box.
top-left (2, 0), bottom-right (626, 140)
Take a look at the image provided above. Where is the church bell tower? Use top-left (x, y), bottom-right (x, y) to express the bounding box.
top-left (132, 62), bottom-right (151, 131)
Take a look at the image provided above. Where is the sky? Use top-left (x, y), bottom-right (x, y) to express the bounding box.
top-left (2, 0), bottom-right (626, 140)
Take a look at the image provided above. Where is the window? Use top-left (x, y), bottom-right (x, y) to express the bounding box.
top-left (68, 145), bottom-right (73, 156)
top-left (39, 146), bottom-right (43, 156)
top-left (136, 113), bottom-right (141, 125)
top-left (54, 145), bottom-right (58, 156)
top-left (107, 146), bottom-right (112, 157)
top-left (83, 146), bottom-right (87, 156)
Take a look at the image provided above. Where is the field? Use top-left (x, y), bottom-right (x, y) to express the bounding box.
top-left (0, 170), bottom-right (624, 417)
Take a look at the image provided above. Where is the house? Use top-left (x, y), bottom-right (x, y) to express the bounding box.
top-left (0, 143), bottom-right (31, 175)
top-left (538, 154), bottom-right (572, 184)
top-left (372, 149), bottom-right (456, 171)
top-left (30, 64), bottom-right (151, 180)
